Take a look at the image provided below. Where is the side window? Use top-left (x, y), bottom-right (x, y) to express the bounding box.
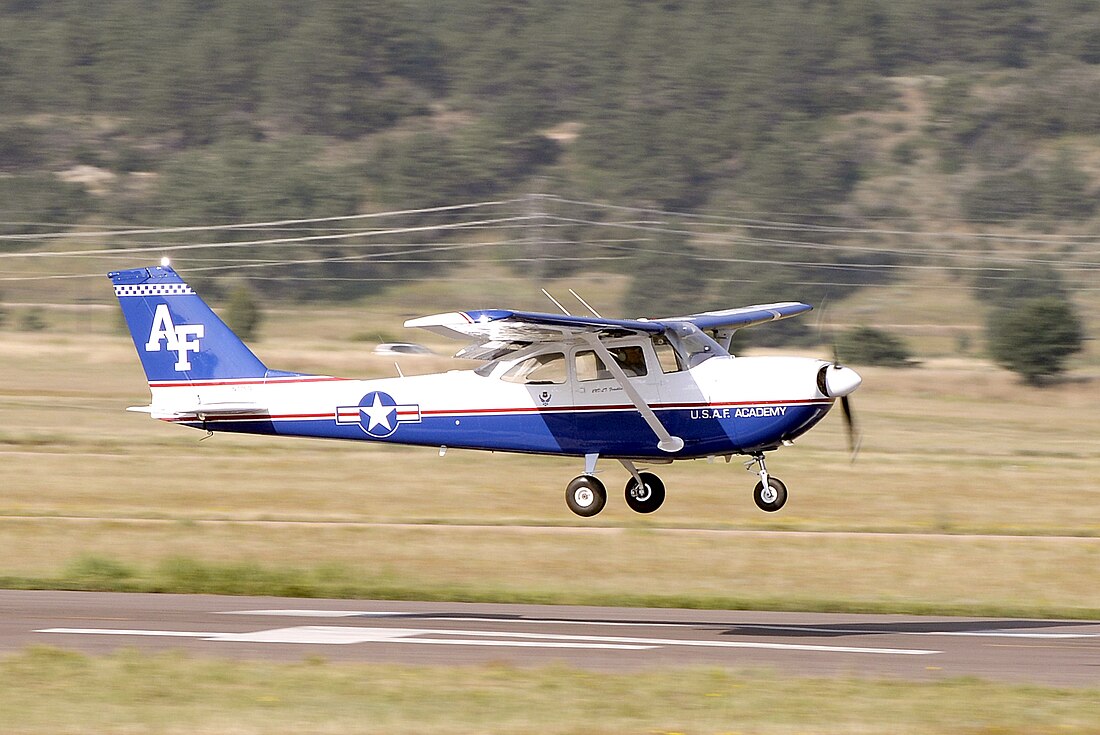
top-left (500, 352), bottom-right (567, 384)
top-left (575, 346), bottom-right (648, 380)
top-left (575, 350), bottom-right (611, 382)
top-left (652, 336), bottom-right (683, 373)
top-left (609, 346), bottom-right (648, 377)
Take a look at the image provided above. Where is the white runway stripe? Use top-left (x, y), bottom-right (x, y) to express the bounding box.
top-left (38, 625), bottom-right (938, 655)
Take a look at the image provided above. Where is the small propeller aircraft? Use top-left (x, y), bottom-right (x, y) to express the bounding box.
top-left (109, 264), bottom-right (861, 516)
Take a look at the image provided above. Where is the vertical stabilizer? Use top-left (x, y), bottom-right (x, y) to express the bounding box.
top-left (109, 265), bottom-right (269, 384)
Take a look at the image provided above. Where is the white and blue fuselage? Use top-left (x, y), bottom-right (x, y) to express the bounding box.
top-left (148, 353), bottom-right (835, 459)
top-left (111, 265), bottom-right (861, 514)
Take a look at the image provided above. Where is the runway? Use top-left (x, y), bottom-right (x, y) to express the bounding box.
top-left (2, 590), bottom-right (1098, 686)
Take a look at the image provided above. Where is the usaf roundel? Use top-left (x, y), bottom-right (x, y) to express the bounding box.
top-left (336, 391), bottom-right (421, 438)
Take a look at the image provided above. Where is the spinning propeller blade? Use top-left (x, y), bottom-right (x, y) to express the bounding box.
top-left (818, 300), bottom-right (862, 462)
top-left (840, 394), bottom-right (862, 461)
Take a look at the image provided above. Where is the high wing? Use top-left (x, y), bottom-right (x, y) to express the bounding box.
top-left (665, 302), bottom-right (813, 332)
top-left (404, 302), bottom-right (811, 357)
top-left (404, 309), bottom-right (664, 360)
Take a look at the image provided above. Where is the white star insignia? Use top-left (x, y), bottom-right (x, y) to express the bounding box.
top-left (360, 393), bottom-right (395, 433)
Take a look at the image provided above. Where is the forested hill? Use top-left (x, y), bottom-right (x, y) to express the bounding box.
top-left (2, 1), bottom-right (1099, 309)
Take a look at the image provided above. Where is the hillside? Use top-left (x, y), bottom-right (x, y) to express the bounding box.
top-left (0, 0), bottom-right (1097, 363)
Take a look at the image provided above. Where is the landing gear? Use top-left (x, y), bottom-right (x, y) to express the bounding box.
top-left (565, 456), bottom-right (667, 516)
top-left (753, 477), bottom-right (788, 512)
top-left (566, 475), bottom-right (607, 517)
top-left (624, 472), bottom-right (665, 514)
top-left (747, 453), bottom-right (787, 512)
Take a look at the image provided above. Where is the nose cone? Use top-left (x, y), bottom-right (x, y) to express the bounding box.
top-left (822, 364), bottom-right (862, 398)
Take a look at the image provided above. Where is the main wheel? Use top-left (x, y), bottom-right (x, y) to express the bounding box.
top-left (624, 472), bottom-right (665, 514)
top-left (566, 475), bottom-right (607, 517)
top-left (753, 477), bottom-right (788, 512)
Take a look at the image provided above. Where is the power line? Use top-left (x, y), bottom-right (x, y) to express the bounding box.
top-left (0, 198), bottom-right (525, 242)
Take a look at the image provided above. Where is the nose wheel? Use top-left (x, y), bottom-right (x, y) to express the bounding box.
top-left (747, 453), bottom-right (787, 512)
top-left (753, 477), bottom-right (788, 512)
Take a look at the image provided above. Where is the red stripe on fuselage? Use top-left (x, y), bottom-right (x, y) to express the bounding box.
top-left (170, 399), bottom-right (831, 423)
top-left (146, 376), bottom-right (343, 387)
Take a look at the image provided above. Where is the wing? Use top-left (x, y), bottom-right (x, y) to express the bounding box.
top-left (404, 309), bottom-right (664, 359)
top-left (405, 303), bottom-right (811, 358)
top-left (671, 302), bottom-right (813, 332)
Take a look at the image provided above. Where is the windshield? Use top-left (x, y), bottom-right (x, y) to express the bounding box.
top-left (664, 322), bottom-right (727, 368)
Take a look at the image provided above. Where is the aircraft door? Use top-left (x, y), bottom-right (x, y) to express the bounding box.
top-left (570, 342), bottom-right (663, 455)
top-left (495, 349), bottom-right (576, 453)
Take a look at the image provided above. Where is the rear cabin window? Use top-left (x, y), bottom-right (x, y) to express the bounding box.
top-left (500, 352), bottom-right (567, 384)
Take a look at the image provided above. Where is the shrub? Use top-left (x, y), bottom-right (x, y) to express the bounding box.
top-left (987, 297), bottom-right (1084, 386)
top-left (224, 286), bottom-right (262, 341)
top-left (835, 326), bottom-right (914, 367)
top-left (17, 308), bottom-right (47, 332)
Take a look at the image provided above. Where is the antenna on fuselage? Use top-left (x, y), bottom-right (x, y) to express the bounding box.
top-left (568, 289), bottom-right (603, 318)
top-left (541, 288), bottom-right (572, 316)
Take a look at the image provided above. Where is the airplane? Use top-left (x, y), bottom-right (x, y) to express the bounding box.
top-left (108, 264), bottom-right (862, 516)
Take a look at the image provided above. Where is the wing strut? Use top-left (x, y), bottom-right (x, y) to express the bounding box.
top-left (580, 334), bottom-right (684, 453)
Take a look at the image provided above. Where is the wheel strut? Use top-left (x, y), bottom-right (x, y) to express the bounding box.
top-left (746, 452), bottom-right (770, 494)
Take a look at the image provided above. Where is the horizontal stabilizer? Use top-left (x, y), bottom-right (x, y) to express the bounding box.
top-left (129, 402), bottom-right (267, 418)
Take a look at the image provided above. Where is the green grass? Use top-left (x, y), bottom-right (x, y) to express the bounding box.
top-left (3, 646), bottom-right (1099, 734)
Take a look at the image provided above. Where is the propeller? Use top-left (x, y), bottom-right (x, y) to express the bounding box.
top-left (840, 393), bottom-right (862, 461)
top-left (816, 300), bottom-right (863, 461)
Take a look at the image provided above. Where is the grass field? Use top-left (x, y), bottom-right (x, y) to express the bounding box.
top-left (1, 306), bottom-right (1098, 615)
top-left (3, 646), bottom-right (1100, 735)
top-left (3, 270), bottom-right (1100, 731)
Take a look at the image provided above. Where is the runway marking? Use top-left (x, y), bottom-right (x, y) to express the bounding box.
top-left (217, 609), bottom-right (688, 627)
top-left (36, 625), bottom-right (939, 656)
top-left (732, 624), bottom-right (1100, 639)
top-left (219, 611), bottom-right (1100, 639)
top-left (38, 627), bottom-right (652, 650)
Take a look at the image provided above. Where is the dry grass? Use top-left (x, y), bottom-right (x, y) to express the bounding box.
top-left (3, 521), bottom-right (1100, 616)
top-left (1, 298), bottom-right (1099, 614)
top-left (4, 646), bottom-right (1099, 734)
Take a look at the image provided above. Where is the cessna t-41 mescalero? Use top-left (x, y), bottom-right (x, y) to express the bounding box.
top-left (110, 265), bottom-right (862, 516)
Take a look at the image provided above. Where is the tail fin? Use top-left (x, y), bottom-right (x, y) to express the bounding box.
top-left (109, 265), bottom-right (269, 384)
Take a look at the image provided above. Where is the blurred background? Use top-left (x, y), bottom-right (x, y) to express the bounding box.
top-left (0, 0), bottom-right (1097, 341)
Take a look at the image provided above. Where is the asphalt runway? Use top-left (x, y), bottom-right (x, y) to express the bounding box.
top-left (2, 590), bottom-right (1098, 686)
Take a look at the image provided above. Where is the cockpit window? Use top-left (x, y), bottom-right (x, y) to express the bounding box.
top-left (665, 322), bottom-right (727, 368)
top-left (500, 352), bottom-right (567, 384)
top-left (652, 336), bottom-right (683, 373)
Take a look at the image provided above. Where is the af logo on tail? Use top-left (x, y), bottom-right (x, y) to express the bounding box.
top-left (144, 303), bottom-right (204, 371)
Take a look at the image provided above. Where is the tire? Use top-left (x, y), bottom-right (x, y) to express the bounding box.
top-left (624, 472), bottom-right (666, 514)
top-left (753, 477), bottom-right (788, 512)
top-left (566, 475), bottom-right (607, 517)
